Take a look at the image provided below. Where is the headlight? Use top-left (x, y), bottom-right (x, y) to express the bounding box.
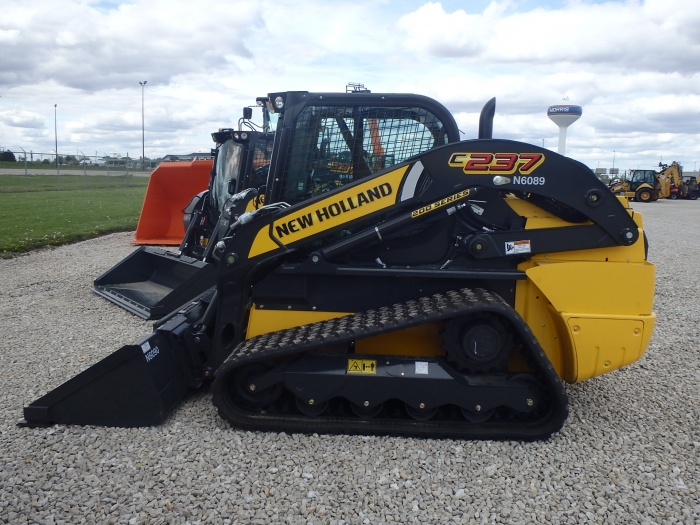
top-left (274, 96), bottom-right (285, 109)
top-left (240, 132), bottom-right (248, 140)
top-left (233, 132), bottom-right (239, 139)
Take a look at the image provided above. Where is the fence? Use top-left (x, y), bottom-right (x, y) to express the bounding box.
top-left (0, 152), bottom-right (155, 193)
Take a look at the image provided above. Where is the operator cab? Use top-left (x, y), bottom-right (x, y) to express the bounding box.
top-left (263, 91), bottom-right (460, 206)
top-left (628, 170), bottom-right (656, 191)
top-left (209, 100), bottom-right (277, 220)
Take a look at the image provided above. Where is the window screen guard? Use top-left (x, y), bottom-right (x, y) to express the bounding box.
top-left (280, 105), bottom-right (449, 205)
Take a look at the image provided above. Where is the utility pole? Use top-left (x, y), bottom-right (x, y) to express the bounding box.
top-left (19, 147), bottom-right (27, 192)
top-left (79, 150), bottom-right (87, 189)
top-left (139, 81), bottom-right (147, 171)
top-left (54, 104), bottom-right (60, 190)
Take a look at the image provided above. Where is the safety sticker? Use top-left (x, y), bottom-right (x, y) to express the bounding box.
top-left (141, 341), bottom-right (151, 354)
top-left (347, 359), bottom-right (377, 374)
top-left (505, 240), bottom-right (531, 255)
top-left (415, 362), bottom-right (429, 375)
top-left (470, 203), bottom-right (484, 216)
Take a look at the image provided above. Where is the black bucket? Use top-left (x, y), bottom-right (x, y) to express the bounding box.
top-left (93, 246), bottom-right (216, 320)
top-left (21, 331), bottom-right (189, 427)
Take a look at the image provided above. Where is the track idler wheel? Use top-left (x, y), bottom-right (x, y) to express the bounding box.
top-left (405, 403), bottom-right (439, 421)
top-left (351, 402), bottom-right (383, 419)
top-left (461, 406), bottom-right (495, 423)
top-left (296, 398), bottom-right (328, 417)
top-left (229, 363), bottom-right (283, 410)
top-left (442, 314), bottom-right (514, 373)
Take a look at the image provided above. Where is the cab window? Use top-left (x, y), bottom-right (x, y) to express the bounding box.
top-left (279, 105), bottom-right (448, 205)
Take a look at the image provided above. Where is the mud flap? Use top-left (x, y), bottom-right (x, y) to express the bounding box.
top-left (21, 332), bottom-right (188, 427)
top-left (93, 246), bottom-right (216, 319)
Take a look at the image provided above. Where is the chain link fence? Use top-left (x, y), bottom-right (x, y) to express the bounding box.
top-left (0, 151), bottom-right (157, 193)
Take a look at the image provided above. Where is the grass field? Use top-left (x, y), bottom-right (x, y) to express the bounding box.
top-left (0, 186), bottom-right (146, 254)
top-left (0, 173), bottom-right (148, 193)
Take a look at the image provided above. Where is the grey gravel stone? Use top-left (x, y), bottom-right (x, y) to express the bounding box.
top-left (0, 201), bottom-right (699, 524)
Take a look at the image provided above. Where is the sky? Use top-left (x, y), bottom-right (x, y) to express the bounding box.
top-left (1, 0), bottom-right (699, 172)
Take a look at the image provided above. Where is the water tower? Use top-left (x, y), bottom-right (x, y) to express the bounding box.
top-left (547, 104), bottom-right (582, 155)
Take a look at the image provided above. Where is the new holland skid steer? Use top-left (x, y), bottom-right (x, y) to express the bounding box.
top-left (22, 91), bottom-right (656, 440)
top-left (93, 101), bottom-right (275, 320)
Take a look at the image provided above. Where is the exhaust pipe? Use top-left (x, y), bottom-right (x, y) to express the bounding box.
top-left (478, 97), bottom-right (496, 140)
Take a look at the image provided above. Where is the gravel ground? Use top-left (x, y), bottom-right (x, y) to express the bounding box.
top-left (1, 201), bottom-right (698, 525)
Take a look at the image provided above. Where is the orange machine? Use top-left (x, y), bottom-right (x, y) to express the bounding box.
top-left (133, 160), bottom-right (213, 245)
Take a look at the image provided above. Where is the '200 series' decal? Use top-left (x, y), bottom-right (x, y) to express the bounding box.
top-left (448, 152), bottom-right (545, 175)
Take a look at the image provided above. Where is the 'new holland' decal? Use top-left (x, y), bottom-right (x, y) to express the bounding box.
top-left (248, 165), bottom-right (409, 258)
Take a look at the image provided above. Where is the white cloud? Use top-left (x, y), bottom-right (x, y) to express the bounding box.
top-left (0, 0), bottom-right (263, 90)
top-left (397, 0), bottom-right (700, 73)
top-left (0, 110), bottom-right (45, 129)
top-left (0, 0), bottom-right (698, 170)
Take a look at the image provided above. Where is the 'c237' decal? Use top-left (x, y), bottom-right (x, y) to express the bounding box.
top-left (448, 152), bottom-right (545, 175)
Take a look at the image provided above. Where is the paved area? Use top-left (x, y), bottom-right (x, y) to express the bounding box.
top-left (0, 200), bottom-right (698, 524)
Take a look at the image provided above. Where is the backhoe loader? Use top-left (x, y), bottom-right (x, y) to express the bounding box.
top-left (609, 161), bottom-right (686, 201)
top-left (22, 91), bottom-right (656, 441)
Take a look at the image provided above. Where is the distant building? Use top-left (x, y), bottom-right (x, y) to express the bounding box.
top-left (161, 152), bottom-right (214, 162)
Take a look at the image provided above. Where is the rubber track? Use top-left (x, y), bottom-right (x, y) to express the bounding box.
top-left (212, 288), bottom-right (569, 440)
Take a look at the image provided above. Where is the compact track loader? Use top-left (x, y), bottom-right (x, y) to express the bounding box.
top-left (22, 91), bottom-right (656, 440)
top-left (93, 105), bottom-right (275, 319)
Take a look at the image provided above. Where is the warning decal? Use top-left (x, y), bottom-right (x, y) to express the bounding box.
top-left (347, 359), bottom-right (377, 374)
top-left (415, 362), bottom-right (429, 375)
top-left (505, 240), bottom-right (531, 255)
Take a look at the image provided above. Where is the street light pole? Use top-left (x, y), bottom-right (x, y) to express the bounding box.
top-left (612, 150), bottom-right (616, 173)
top-left (139, 81), bottom-right (147, 171)
top-left (54, 104), bottom-right (60, 190)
